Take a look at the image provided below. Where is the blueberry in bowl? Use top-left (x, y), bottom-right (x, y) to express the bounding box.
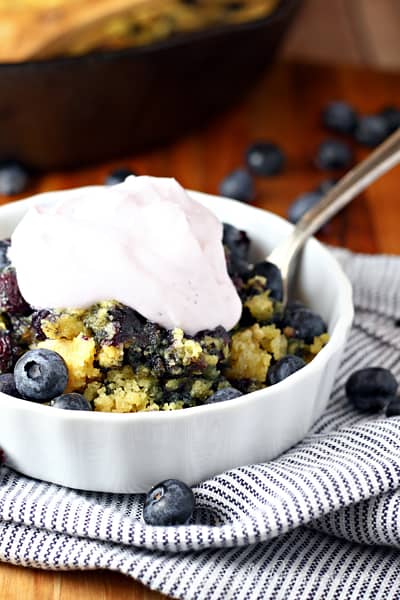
top-left (52, 393), bottom-right (93, 411)
top-left (14, 349), bottom-right (69, 402)
top-left (0, 181), bottom-right (353, 493)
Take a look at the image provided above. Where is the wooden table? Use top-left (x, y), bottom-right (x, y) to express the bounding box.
top-left (283, 0), bottom-right (400, 70)
top-left (1, 61), bottom-right (400, 599)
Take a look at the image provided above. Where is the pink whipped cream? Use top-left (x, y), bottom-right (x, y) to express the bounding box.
top-left (10, 176), bottom-right (242, 335)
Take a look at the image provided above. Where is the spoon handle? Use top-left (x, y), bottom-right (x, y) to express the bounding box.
top-left (268, 128), bottom-right (400, 290)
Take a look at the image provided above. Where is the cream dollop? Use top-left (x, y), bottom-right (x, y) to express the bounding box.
top-left (10, 176), bottom-right (242, 335)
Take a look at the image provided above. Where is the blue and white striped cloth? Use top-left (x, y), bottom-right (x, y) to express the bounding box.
top-left (2, 250), bottom-right (400, 599)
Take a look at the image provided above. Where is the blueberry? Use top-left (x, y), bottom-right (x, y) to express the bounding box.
top-left (0, 331), bottom-right (13, 374)
top-left (285, 300), bottom-right (307, 312)
top-left (322, 101), bottom-right (358, 134)
top-left (223, 223), bottom-right (250, 276)
top-left (105, 167), bottom-right (137, 185)
top-left (355, 116), bottom-right (389, 148)
top-left (346, 367), bottom-right (398, 411)
top-left (0, 162), bottom-right (30, 196)
top-left (267, 355), bottom-right (306, 386)
top-left (30, 309), bottom-right (52, 341)
top-left (287, 191), bottom-right (322, 224)
top-left (84, 303), bottom-right (142, 346)
top-left (283, 306), bottom-right (327, 343)
top-left (245, 142), bottom-right (285, 176)
top-left (315, 139), bottom-right (353, 170)
top-left (0, 373), bottom-right (22, 398)
top-left (126, 321), bottom-right (169, 374)
top-left (52, 393), bottom-right (92, 411)
top-left (223, 224), bottom-right (250, 261)
top-left (385, 397), bottom-right (400, 417)
top-left (288, 180), bottom-right (337, 225)
top-left (143, 479), bottom-right (195, 526)
top-left (195, 326), bottom-right (231, 364)
top-left (0, 239), bottom-right (11, 271)
top-left (316, 179), bottom-right (337, 195)
top-left (206, 387), bottom-right (242, 404)
top-left (14, 349), bottom-right (68, 402)
top-left (379, 106), bottom-right (400, 134)
top-left (219, 169), bottom-right (254, 203)
top-left (0, 268), bottom-right (31, 315)
top-left (246, 261), bottom-right (283, 301)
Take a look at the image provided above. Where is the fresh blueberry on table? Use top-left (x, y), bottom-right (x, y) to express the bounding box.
top-left (0, 162), bottom-right (30, 196)
top-left (245, 142), bottom-right (285, 176)
top-left (322, 101), bottom-right (358, 134)
top-left (0, 239), bottom-right (11, 271)
top-left (283, 305), bottom-right (327, 344)
top-left (315, 139), bottom-right (353, 170)
top-left (288, 179), bottom-right (339, 225)
top-left (206, 387), bottom-right (242, 404)
top-left (385, 397), bottom-right (400, 417)
top-left (267, 355), bottom-right (306, 386)
top-left (143, 479), bottom-right (195, 526)
top-left (52, 392), bottom-right (92, 411)
top-left (287, 191), bottom-right (322, 224)
top-left (0, 373), bottom-right (22, 398)
top-left (0, 331), bottom-right (14, 375)
top-left (14, 349), bottom-right (68, 402)
top-left (345, 367), bottom-right (398, 411)
top-left (105, 167), bottom-right (137, 185)
top-left (219, 169), bottom-right (254, 203)
top-left (379, 106), bottom-right (400, 134)
top-left (355, 115), bottom-right (390, 147)
top-left (246, 261), bottom-right (283, 301)
top-left (316, 179), bottom-right (337, 194)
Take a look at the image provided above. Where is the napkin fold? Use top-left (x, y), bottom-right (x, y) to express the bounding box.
top-left (2, 249), bottom-right (400, 600)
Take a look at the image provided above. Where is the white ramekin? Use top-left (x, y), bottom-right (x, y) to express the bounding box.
top-left (0, 191), bottom-right (353, 493)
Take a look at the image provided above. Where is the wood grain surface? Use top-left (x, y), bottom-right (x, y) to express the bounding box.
top-left (0, 60), bottom-right (399, 599)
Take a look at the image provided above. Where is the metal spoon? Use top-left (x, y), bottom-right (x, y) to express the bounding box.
top-left (267, 128), bottom-right (400, 306)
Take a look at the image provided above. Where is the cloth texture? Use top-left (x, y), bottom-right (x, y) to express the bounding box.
top-left (2, 250), bottom-right (400, 599)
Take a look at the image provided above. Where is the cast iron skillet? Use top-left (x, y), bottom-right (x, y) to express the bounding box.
top-left (0, 0), bottom-right (300, 170)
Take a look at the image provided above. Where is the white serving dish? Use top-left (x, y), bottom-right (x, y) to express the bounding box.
top-left (0, 191), bottom-right (353, 493)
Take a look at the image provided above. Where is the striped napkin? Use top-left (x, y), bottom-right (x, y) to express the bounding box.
top-left (2, 250), bottom-right (400, 600)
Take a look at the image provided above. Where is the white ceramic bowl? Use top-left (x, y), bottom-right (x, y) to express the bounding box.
top-left (0, 192), bottom-right (353, 493)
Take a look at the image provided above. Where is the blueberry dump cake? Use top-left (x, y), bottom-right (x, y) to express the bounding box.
top-left (0, 177), bottom-right (328, 411)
